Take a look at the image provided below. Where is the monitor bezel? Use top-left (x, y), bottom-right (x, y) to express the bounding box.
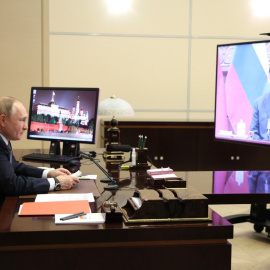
top-left (27, 86), bottom-right (100, 145)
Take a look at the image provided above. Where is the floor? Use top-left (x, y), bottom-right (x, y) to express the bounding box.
top-left (211, 204), bottom-right (270, 270)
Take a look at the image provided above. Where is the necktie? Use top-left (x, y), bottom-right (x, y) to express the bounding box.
top-left (8, 142), bottom-right (12, 164)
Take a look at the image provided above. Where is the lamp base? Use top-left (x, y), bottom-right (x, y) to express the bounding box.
top-left (107, 129), bottom-right (120, 144)
top-left (107, 116), bottom-right (121, 144)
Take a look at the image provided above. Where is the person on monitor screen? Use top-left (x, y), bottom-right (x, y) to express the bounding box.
top-left (0, 96), bottom-right (80, 207)
top-left (249, 92), bottom-right (270, 141)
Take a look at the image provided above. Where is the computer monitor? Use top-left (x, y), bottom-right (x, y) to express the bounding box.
top-left (27, 87), bottom-right (100, 156)
top-left (214, 39), bottom-right (270, 147)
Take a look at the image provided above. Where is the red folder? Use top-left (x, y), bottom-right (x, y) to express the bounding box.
top-left (19, 200), bottom-right (90, 216)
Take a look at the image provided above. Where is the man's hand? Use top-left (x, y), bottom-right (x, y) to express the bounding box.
top-left (56, 175), bottom-right (80, 190)
top-left (48, 168), bottom-right (80, 190)
top-left (47, 168), bottom-right (71, 178)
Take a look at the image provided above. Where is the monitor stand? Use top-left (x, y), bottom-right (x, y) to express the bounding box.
top-left (49, 141), bottom-right (80, 156)
top-left (62, 141), bottom-right (80, 156)
top-left (49, 140), bottom-right (61, 155)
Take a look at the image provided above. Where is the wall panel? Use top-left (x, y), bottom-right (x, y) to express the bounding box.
top-left (50, 0), bottom-right (190, 35)
top-left (0, 0), bottom-right (43, 149)
top-left (50, 35), bottom-right (189, 113)
top-left (192, 0), bottom-right (270, 36)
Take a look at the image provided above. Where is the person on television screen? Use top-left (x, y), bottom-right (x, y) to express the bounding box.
top-left (247, 171), bottom-right (270, 194)
top-left (0, 96), bottom-right (80, 208)
top-left (249, 92), bottom-right (270, 141)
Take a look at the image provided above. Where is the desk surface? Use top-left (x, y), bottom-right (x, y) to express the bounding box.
top-left (0, 149), bottom-right (233, 270)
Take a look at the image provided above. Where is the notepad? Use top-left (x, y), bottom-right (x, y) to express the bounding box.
top-left (147, 168), bottom-right (174, 176)
top-left (55, 213), bottom-right (105, 225)
top-left (151, 173), bottom-right (178, 179)
top-left (18, 200), bottom-right (90, 216)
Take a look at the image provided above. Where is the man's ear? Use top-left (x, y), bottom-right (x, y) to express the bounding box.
top-left (0, 114), bottom-right (6, 126)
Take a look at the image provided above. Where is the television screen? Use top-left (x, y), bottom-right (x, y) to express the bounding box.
top-left (214, 40), bottom-right (270, 146)
top-left (27, 87), bottom-right (99, 145)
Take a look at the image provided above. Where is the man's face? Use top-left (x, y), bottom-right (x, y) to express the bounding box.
top-left (4, 101), bottom-right (28, 141)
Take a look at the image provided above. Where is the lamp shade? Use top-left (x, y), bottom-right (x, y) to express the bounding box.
top-left (98, 95), bottom-right (134, 116)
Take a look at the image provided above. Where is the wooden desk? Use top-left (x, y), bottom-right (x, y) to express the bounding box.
top-left (0, 149), bottom-right (233, 270)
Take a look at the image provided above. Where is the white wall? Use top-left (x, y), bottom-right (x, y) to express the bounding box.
top-left (0, 0), bottom-right (45, 149)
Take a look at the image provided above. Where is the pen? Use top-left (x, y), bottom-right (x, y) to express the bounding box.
top-left (140, 135), bottom-right (144, 149)
top-left (138, 135), bottom-right (143, 149)
top-left (143, 136), bottom-right (147, 148)
top-left (60, 211), bottom-right (86, 221)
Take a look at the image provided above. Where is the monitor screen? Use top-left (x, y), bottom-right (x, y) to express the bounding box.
top-left (27, 87), bottom-right (99, 146)
top-left (214, 39), bottom-right (270, 146)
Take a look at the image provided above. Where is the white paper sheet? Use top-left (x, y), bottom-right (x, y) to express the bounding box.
top-left (35, 193), bottom-right (95, 202)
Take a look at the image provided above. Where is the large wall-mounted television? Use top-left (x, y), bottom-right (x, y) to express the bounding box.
top-left (27, 87), bottom-right (99, 156)
top-left (214, 39), bottom-right (270, 147)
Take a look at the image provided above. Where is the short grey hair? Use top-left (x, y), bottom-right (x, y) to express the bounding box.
top-left (0, 96), bottom-right (18, 118)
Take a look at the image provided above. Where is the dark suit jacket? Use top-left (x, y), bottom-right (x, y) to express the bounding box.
top-left (248, 171), bottom-right (270, 193)
top-left (250, 92), bottom-right (270, 140)
top-left (0, 136), bottom-right (50, 198)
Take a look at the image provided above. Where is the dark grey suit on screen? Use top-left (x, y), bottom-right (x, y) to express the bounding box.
top-left (250, 92), bottom-right (270, 140)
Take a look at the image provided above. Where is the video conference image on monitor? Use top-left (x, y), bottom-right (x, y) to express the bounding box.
top-left (215, 40), bottom-right (270, 147)
top-left (27, 87), bottom-right (99, 144)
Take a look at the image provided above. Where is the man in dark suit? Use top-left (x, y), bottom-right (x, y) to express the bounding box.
top-left (250, 92), bottom-right (270, 140)
top-left (0, 96), bottom-right (80, 206)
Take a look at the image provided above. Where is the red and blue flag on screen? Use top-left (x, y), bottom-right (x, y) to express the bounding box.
top-left (224, 43), bottom-right (270, 134)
